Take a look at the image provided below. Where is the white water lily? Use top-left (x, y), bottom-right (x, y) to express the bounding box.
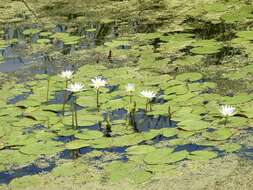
top-left (140, 90), bottom-right (156, 100)
top-left (219, 105), bottom-right (236, 117)
top-left (126, 83), bottom-right (135, 93)
top-left (67, 82), bottom-right (84, 93)
top-left (60, 70), bottom-right (74, 80)
top-left (91, 77), bottom-right (107, 89)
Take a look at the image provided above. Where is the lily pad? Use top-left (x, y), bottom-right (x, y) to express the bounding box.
top-left (144, 148), bottom-right (174, 164)
top-left (126, 145), bottom-right (156, 155)
top-left (65, 140), bottom-right (90, 150)
top-left (203, 128), bottom-right (234, 141)
top-left (188, 150), bottom-right (218, 160)
top-left (178, 119), bottom-right (210, 131)
top-left (75, 130), bottom-right (103, 140)
top-left (52, 162), bottom-right (88, 177)
top-left (218, 143), bottom-right (241, 153)
top-left (176, 72), bottom-right (203, 82)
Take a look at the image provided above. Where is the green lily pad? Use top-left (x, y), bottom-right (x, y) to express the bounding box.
top-left (104, 161), bottom-right (151, 184)
top-left (52, 162), bottom-right (88, 177)
top-left (65, 140), bottom-right (90, 150)
top-left (9, 175), bottom-right (43, 189)
top-left (20, 141), bottom-right (63, 155)
top-left (23, 28), bottom-right (41, 35)
top-left (164, 150), bottom-right (189, 163)
top-left (126, 145), bottom-right (156, 155)
top-left (37, 38), bottom-right (51, 44)
top-left (178, 119), bottom-right (210, 131)
top-left (218, 143), bottom-right (241, 153)
top-left (203, 128), bottom-right (234, 141)
top-left (188, 150), bottom-right (218, 160)
top-left (144, 148), bottom-right (174, 164)
top-left (161, 128), bottom-right (177, 138)
top-left (75, 130), bottom-right (103, 140)
top-left (176, 72), bottom-right (203, 82)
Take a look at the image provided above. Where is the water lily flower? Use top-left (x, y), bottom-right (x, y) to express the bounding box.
top-left (90, 77), bottom-right (107, 89)
top-left (140, 90), bottom-right (156, 100)
top-left (66, 82), bottom-right (84, 129)
top-left (126, 83), bottom-right (135, 104)
top-left (219, 105), bottom-right (236, 126)
top-left (60, 70), bottom-right (74, 80)
top-left (67, 82), bottom-right (84, 93)
top-left (90, 77), bottom-right (107, 112)
top-left (126, 83), bottom-right (135, 93)
top-left (60, 70), bottom-right (74, 115)
top-left (219, 105), bottom-right (236, 117)
top-left (140, 90), bottom-right (156, 112)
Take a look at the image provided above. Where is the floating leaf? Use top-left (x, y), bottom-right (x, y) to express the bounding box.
top-left (178, 119), bottom-right (210, 131)
top-left (203, 128), bottom-right (234, 141)
top-left (75, 130), bottom-right (103, 140)
top-left (126, 145), bottom-right (156, 155)
top-left (65, 140), bottom-right (90, 150)
top-left (188, 150), bottom-right (217, 160)
top-left (144, 148), bottom-right (174, 164)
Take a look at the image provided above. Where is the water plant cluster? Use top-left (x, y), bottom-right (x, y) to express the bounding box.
top-left (0, 63), bottom-right (252, 188)
top-left (56, 69), bottom-right (237, 132)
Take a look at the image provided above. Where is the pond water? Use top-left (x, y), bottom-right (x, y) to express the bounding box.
top-left (0, 0), bottom-right (253, 189)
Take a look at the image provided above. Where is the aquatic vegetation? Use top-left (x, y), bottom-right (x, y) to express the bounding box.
top-left (59, 70), bottom-right (74, 80)
top-left (59, 70), bottom-right (74, 114)
top-left (140, 90), bottom-right (156, 112)
top-left (90, 76), bottom-right (107, 112)
top-left (46, 77), bottom-right (50, 102)
top-left (66, 82), bottom-right (85, 128)
top-left (219, 105), bottom-right (236, 125)
top-left (0, 0), bottom-right (253, 188)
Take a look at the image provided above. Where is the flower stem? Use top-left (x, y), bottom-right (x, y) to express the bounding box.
top-left (168, 105), bottom-right (172, 125)
top-left (62, 80), bottom-right (68, 115)
top-left (145, 98), bottom-right (149, 112)
top-left (96, 89), bottom-right (100, 112)
top-left (129, 94), bottom-right (132, 105)
top-left (71, 95), bottom-right (75, 129)
top-left (224, 116), bottom-right (228, 126)
top-left (46, 77), bottom-right (50, 102)
top-left (149, 102), bottom-right (152, 112)
top-left (74, 95), bottom-right (78, 128)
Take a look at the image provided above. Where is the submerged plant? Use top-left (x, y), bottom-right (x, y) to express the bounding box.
top-left (168, 105), bottom-right (172, 125)
top-left (125, 83), bottom-right (136, 128)
top-left (105, 113), bottom-right (112, 137)
top-left (130, 101), bottom-right (138, 132)
top-left (67, 82), bottom-right (84, 129)
top-left (90, 77), bottom-right (107, 112)
top-left (60, 70), bottom-right (74, 115)
top-left (219, 105), bottom-right (236, 125)
top-left (140, 90), bottom-right (156, 112)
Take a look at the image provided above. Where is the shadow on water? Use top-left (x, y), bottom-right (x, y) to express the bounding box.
top-left (238, 147), bottom-right (253, 160)
top-left (59, 146), bottom-right (128, 160)
top-left (0, 22), bottom-right (116, 74)
top-left (174, 144), bottom-right (212, 152)
top-left (109, 108), bottom-right (176, 132)
top-left (7, 91), bottom-right (32, 104)
top-left (0, 161), bottom-right (55, 184)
